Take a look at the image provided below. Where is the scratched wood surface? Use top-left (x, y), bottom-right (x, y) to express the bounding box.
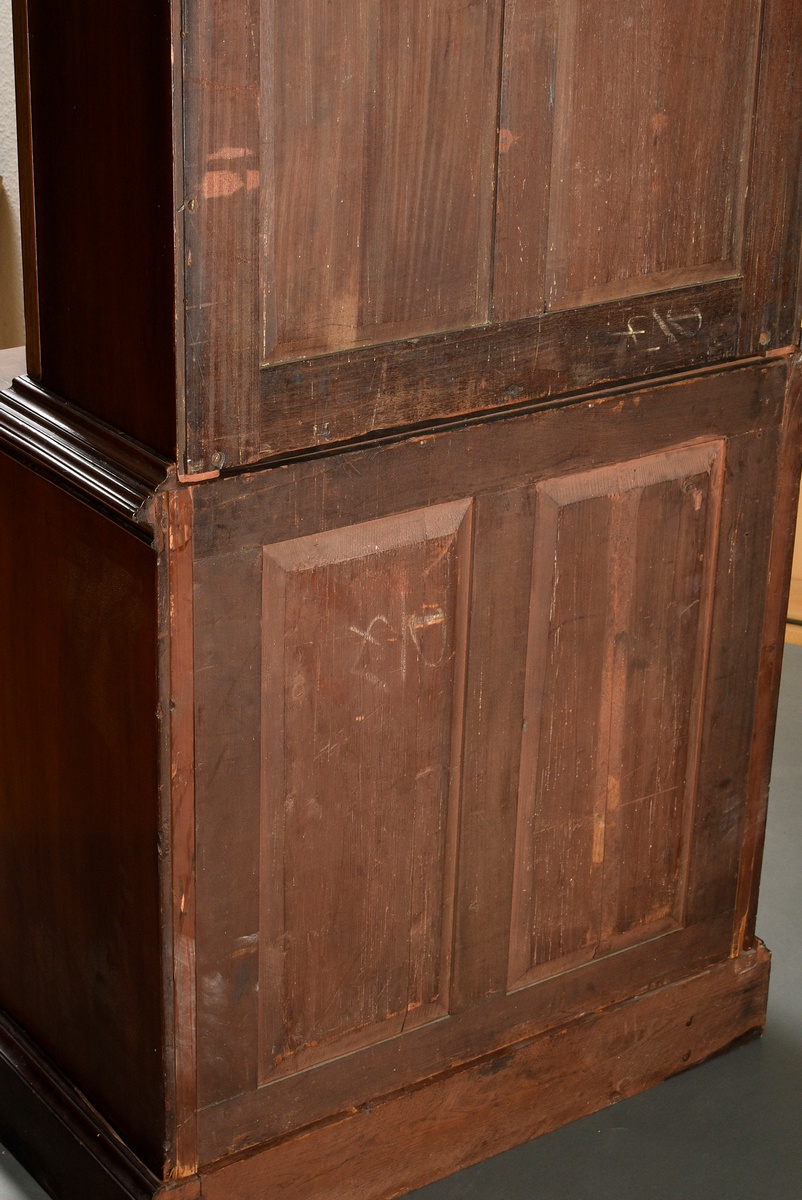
top-left (258, 503), bottom-right (471, 1081)
top-left (179, 0), bottom-right (802, 472)
top-left (261, 1), bottom-right (502, 362)
top-left (508, 444), bottom-right (723, 990)
top-left (537, 0), bottom-right (760, 312)
top-left (13, 1), bottom-right (801, 467)
top-left (199, 948), bottom-right (770, 1200)
top-left (189, 359), bottom-right (786, 1164)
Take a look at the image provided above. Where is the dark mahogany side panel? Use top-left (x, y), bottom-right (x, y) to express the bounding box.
top-left (17, 0), bottom-right (176, 457)
top-left (0, 455), bottom-right (165, 1171)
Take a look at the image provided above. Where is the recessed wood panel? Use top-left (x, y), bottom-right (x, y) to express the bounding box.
top-left (261, 1), bottom-right (502, 364)
top-left (189, 361), bottom-right (787, 1162)
top-left (497, 0), bottom-right (761, 318)
top-left (509, 442), bottom-right (724, 989)
top-left (258, 501), bottom-right (472, 1080)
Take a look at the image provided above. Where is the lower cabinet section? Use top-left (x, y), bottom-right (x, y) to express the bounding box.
top-left (187, 359), bottom-right (794, 1166)
top-left (0, 357), bottom-right (798, 1198)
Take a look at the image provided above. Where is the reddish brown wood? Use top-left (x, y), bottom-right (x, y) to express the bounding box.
top-left (739, 0), bottom-right (802, 352)
top-left (200, 946), bottom-right (770, 1200)
top-left (0, 456), bottom-right (164, 1171)
top-left (178, 0), bottom-right (802, 472)
top-left (258, 502), bottom-right (471, 1081)
top-left (543, 0), bottom-right (759, 311)
top-left (193, 279), bottom-right (741, 469)
top-left (5, 4), bottom-right (802, 1191)
top-left (509, 443), bottom-right (724, 989)
top-left (155, 488), bottom-right (200, 1180)
top-left (187, 359), bottom-right (786, 1164)
top-left (493, 0), bottom-right (558, 322)
top-left (733, 353), bottom-right (802, 952)
top-left (261, 2), bottom-right (502, 362)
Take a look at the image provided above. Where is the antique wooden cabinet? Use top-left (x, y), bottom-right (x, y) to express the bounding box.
top-left (2, 2), bottom-right (802, 1198)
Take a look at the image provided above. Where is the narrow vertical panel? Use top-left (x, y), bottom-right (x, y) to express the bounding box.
top-left (543, 0), bottom-right (761, 311)
top-left (261, 0), bottom-right (502, 363)
top-left (493, 0), bottom-right (558, 323)
top-left (261, 0), bottom-right (369, 362)
top-left (739, 0), bottom-right (802, 351)
top-left (600, 463), bottom-right (722, 947)
top-left (509, 443), bottom-right (723, 990)
top-left (259, 501), bottom-right (472, 1081)
top-left (686, 424), bottom-right (782, 926)
top-left (508, 490), bottom-right (614, 987)
top-left (451, 486), bottom-right (537, 1010)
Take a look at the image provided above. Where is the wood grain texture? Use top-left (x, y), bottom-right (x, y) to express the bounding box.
top-left (733, 353), bottom-right (802, 952)
top-left (181, 0), bottom-right (802, 472)
top-left (261, 1), bottom-right (502, 362)
top-left (450, 485), bottom-right (537, 1008)
top-left (189, 359), bottom-right (786, 1164)
top-left (195, 279), bottom-right (740, 469)
top-left (155, 489), bottom-right (199, 1180)
top-left (200, 947), bottom-right (770, 1200)
top-left (508, 443), bottom-right (723, 988)
top-left (258, 502), bottom-right (472, 1080)
top-left (542, 0), bottom-right (760, 311)
top-left (0, 454), bottom-right (165, 1171)
top-left (493, 0), bottom-right (558, 322)
top-left (739, 0), bottom-right (802, 352)
top-left (20, 0), bottom-right (176, 456)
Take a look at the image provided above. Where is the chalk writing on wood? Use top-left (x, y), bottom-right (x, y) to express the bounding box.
top-left (613, 308), bottom-right (704, 351)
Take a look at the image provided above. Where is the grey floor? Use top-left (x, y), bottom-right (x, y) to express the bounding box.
top-left (2, 649), bottom-right (801, 1200)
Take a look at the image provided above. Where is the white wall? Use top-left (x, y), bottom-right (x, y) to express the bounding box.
top-left (0, 0), bottom-right (24, 350)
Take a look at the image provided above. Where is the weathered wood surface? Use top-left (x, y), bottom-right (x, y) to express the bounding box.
top-left (189, 359), bottom-right (786, 1162)
top-left (181, 0), bottom-right (801, 471)
top-left (155, 488), bottom-right (200, 1180)
top-left (200, 947), bottom-right (770, 1200)
top-left (259, 503), bottom-right (471, 1081)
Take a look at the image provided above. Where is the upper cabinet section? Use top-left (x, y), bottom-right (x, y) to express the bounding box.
top-left (13, 0), bottom-right (802, 470)
top-left (183, 0), bottom-right (802, 473)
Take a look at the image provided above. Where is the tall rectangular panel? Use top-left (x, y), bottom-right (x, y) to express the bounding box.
top-left (261, 1), bottom-right (502, 363)
top-left (258, 500), bottom-right (472, 1080)
top-left (509, 442), bottom-right (724, 989)
top-left (543, 0), bottom-right (760, 310)
top-left (496, 0), bottom-right (761, 319)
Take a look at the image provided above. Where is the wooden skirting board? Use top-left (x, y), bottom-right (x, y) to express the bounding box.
top-left (0, 946), bottom-right (770, 1200)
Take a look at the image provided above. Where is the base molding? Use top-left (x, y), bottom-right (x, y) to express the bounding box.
top-left (0, 1010), bottom-right (161, 1200)
top-left (1, 946), bottom-right (770, 1200)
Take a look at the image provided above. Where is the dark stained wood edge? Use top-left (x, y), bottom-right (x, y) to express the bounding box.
top-left (199, 946), bottom-right (770, 1200)
top-left (9, 0), bottom-right (41, 378)
top-left (0, 1008), bottom-right (160, 1200)
top-left (739, 0), bottom-right (802, 354)
top-left (154, 490), bottom-right (200, 1180)
top-left (171, 0), bottom-right (188, 475)
top-left (733, 353), bottom-right (802, 953)
top-left (188, 278), bottom-right (742, 472)
top-left (0, 375), bottom-right (169, 532)
top-left (192, 352), bottom-right (773, 489)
